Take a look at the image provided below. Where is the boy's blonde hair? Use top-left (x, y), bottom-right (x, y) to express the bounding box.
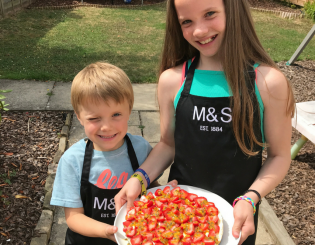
top-left (71, 62), bottom-right (134, 114)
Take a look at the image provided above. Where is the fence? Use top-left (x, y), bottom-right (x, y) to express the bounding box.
top-left (0, 0), bottom-right (35, 18)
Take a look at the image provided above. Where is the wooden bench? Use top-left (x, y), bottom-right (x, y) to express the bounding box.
top-left (291, 101), bottom-right (315, 159)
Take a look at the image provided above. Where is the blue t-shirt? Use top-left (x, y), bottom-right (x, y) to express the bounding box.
top-left (50, 133), bottom-right (152, 208)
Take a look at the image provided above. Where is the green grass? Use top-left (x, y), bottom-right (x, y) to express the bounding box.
top-left (0, 6), bottom-right (315, 82)
top-left (252, 11), bottom-right (315, 62)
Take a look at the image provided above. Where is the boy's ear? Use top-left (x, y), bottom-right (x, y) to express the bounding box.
top-left (75, 112), bottom-right (84, 126)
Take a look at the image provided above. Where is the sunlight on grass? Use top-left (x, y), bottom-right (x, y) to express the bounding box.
top-left (0, 6), bottom-right (314, 82)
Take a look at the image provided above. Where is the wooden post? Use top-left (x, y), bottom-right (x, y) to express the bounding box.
top-left (286, 25), bottom-right (315, 65)
top-left (0, 0), bottom-right (5, 18)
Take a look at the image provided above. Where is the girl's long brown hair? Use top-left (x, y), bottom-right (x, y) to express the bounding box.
top-left (159, 0), bottom-right (295, 156)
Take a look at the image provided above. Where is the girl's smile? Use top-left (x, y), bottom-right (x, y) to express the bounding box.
top-left (175, 0), bottom-right (226, 62)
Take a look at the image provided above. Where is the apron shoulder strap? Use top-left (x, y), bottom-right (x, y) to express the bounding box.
top-left (125, 134), bottom-right (140, 172)
top-left (81, 139), bottom-right (94, 186)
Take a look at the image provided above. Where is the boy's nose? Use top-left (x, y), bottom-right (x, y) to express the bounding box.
top-left (100, 123), bottom-right (111, 131)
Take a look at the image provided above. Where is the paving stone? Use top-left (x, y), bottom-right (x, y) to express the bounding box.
top-left (48, 162), bottom-right (58, 175)
top-left (35, 210), bottom-right (53, 237)
top-left (47, 82), bottom-right (72, 110)
top-left (65, 113), bottom-right (72, 126)
top-left (53, 150), bottom-right (63, 165)
top-left (50, 207), bottom-right (68, 245)
top-left (58, 137), bottom-right (67, 152)
top-left (60, 126), bottom-right (69, 138)
top-left (44, 174), bottom-right (56, 194)
top-left (129, 111), bottom-right (140, 125)
top-left (68, 114), bottom-right (86, 147)
top-left (133, 84), bottom-right (158, 110)
top-left (128, 126), bottom-right (142, 136)
top-left (140, 112), bottom-right (160, 143)
top-left (43, 190), bottom-right (55, 212)
top-left (0, 79), bottom-right (54, 110)
top-left (30, 233), bottom-right (48, 245)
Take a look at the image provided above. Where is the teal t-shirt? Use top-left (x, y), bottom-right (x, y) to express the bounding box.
top-left (174, 61), bottom-right (265, 143)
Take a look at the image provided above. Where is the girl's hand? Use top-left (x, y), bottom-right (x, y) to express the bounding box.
top-left (115, 177), bottom-right (142, 214)
top-left (232, 200), bottom-right (256, 245)
top-left (167, 179), bottom-right (178, 187)
top-left (103, 224), bottom-right (118, 242)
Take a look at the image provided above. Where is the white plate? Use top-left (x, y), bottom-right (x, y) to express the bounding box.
top-left (114, 185), bottom-right (241, 245)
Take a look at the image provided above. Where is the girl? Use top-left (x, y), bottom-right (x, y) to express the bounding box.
top-left (115, 0), bottom-right (295, 244)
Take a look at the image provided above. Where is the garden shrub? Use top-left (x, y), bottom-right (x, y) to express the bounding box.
top-left (304, 0), bottom-right (315, 22)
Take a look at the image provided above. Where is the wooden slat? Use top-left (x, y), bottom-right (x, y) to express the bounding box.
top-left (3, 1), bottom-right (13, 10)
top-left (12, 0), bottom-right (21, 7)
top-left (283, 0), bottom-right (309, 6)
top-left (0, 0), bottom-right (5, 17)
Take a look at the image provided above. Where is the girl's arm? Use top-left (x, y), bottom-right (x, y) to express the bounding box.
top-left (64, 207), bottom-right (117, 241)
top-left (115, 66), bottom-right (182, 212)
top-left (233, 66), bottom-right (293, 244)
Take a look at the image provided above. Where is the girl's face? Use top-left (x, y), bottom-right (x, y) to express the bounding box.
top-left (175, 0), bottom-right (226, 60)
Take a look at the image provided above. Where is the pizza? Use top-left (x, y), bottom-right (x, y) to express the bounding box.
top-left (122, 186), bottom-right (223, 245)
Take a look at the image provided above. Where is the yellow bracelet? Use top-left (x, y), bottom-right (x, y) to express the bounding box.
top-left (131, 173), bottom-right (147, 196)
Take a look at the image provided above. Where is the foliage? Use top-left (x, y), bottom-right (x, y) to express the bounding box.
top-left (0, 89), bottom-right (11, 123)
top-left (304, 0), bottom-right (315, 21)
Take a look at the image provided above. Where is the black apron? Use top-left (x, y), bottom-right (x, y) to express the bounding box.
top-left (65, 135), bottom-right (140, 245)
top-left (168, 55), bottom-right (262, 245)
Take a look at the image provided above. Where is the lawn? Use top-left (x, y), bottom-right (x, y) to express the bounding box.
top-left (0, 5), bottom-right (314, 83)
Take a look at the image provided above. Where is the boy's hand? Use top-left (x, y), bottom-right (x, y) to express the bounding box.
top-left (104, 224), bottom-right (118, 242)
top-left (232, 200), bottom-right (256, 244)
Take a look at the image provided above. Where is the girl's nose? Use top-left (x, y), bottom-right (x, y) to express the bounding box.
top-left (193, 23), bottom-right (209, 38)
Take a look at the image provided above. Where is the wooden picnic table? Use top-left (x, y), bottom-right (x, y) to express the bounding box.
top-left (291, 101), bottom-right (315, 159)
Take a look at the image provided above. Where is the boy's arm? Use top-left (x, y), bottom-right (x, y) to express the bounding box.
top-left (64, 207), bottom-right (117, 242)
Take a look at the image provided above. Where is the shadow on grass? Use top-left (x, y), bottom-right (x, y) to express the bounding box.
top-left (0, 7), bottom-right (164, 83)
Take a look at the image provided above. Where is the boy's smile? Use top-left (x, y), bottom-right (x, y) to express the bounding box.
top-left (76, 98), bottom-right (131, 152)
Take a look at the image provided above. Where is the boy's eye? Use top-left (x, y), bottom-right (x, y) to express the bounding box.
top-left (113, 113), bottom-right (121, 117)
top-left (88, 118), bottom-right (97, 121)
top-left (205, 11), bottom-right (215, 17)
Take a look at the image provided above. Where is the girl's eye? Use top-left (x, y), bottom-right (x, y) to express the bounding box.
top-left (113, 113), bottom-right (121, 117)
top-left (205, 11), bottom-right (215, 17)
top-left (181, 20), bottom-right (191, 25)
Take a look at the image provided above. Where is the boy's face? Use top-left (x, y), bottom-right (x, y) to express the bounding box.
top-left (76, 98), bottom-right (131, 152)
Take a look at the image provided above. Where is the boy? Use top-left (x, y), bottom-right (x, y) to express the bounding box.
top-left (50, 62), bottom-right (155, 245)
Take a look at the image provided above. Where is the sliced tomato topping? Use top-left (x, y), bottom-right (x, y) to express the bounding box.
top-left (155, 189), bottom-right (163, 196)
top-left (207, 215), bottom-right (219, 224)
top-left (140, 231), bottom-right (153, 241)
top-left (203, 237), bottom-right (215, 245)
top-left (182, 237), bottom-right (192, 245)
top-left (163, 186), bottom-right (171, 195)
top-left (131, 235), bottom-right (143, 245)
top-left (187, 193), bottom-right (198, 202)
top-left (195, 197), bottom-right (208, 207)
top-left (181, 223), bottom-right (194, 235)
top-left (142, 241), bottom-right (153, 245)
top-left (146, 192), bottom-right (154, 200)
top-left (207, 206), bottom-right (218, 216)
top-left (195, 207), bottom-right (206, 217)
top-left (148, 221), bottom-right (157, 231)
top-left (155, 200), bottom-right (164, 208)
top-left (162, 230), bottom-right (173, 239)
top-left (180, 189), bottom-right (189, 199)
top-left (179, 213), bottom-right (189, 223)
top-left (171, 187), bottom-right (181, 198)
top-left (126, 229), bottom-right (136, 238)
top-left (169, 239), bottom-right (180, 245)
top-left (142, 208), bottom-right (152, 215)
top-left (193, 232), bottom-right (205, 243)
top-left (196, 215), bottom-right (208, 223)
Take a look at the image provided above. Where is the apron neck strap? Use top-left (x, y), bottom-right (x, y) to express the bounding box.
top-left (81, 135), bottom-right (140, 185)
top-left (181, 54), bottom-right (200, 97)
